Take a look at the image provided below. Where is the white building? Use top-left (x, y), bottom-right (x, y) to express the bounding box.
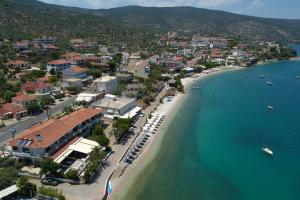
top-left (93, 75), bottom-right (117, 94)
top-left (93, 94), bottom-right (141, 119)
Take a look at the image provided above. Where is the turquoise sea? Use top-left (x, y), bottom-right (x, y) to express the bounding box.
top-left (124, 46), bottom-right (300, 200)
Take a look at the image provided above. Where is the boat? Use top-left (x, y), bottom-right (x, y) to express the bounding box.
top-left (266, 81), bottom-right (272, 85)
top-left (267, 105), bottom-right (274, 110)
top-left (296, 76), bottom-right (300, 79)
top-left (260, 75), bottom-right (264, 78)
top-left (262, 146), bottom-right (273, 156)
top-left (193, 86), bottom-right (200, 89)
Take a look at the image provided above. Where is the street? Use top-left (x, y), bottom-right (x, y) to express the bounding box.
top-left (0, 96), bottom-right (76, 144)
top-left (55, 84), bottom-right (167, 200)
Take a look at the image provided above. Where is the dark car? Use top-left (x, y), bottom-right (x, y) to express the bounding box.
top-left (41, 178), bottom-right (60, 186)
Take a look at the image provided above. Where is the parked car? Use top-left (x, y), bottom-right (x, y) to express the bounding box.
top-left (41, 178), bottom-right (60, 186)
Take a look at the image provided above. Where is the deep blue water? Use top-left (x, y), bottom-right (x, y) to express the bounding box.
top-left (124, 50), bottom-right (300, 200)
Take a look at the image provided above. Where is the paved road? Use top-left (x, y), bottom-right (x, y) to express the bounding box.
top-left (57, 84), bottom-right (168, 200)
top-left (0, 96), bottom-right (76, 144)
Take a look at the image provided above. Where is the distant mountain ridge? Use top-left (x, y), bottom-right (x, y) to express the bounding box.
top-left (1, 0), bottom-right (300, 41)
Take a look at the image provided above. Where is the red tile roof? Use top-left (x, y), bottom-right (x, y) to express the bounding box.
top-left (70, 66), bottom-right (87, 73)
top-left (21, 81), bottom-right (51, 92)
top-left (9, 108), bottom-right (102, 149)
top-left (12, 94), bottom-right (37, 102)
top-left (0, 103), bottom-right (26, 116)
top-left (5, 60), bottom-right (30, 65)
top-left (48, 59), bottom-right (70, 65)
top-left (50, 136), bottom-right (80, 160)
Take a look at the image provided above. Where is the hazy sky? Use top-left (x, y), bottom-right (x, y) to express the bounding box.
top-left (40, 0), bottom-right (300, 19)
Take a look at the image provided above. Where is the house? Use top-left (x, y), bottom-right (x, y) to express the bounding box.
top-left (33, 36), bottom-right (56, 47)
top-left (9, 108), bottom-right (102, 160)
top-left (62, 66), bottom-right (88, 79)
top-left (14, 40), bottom-right (31, 50)
top-left (116, 73), bottom-right (133, 82)
top-left (5, 60), bottom-right (31, 70)
top-left (122, 83), bottom-right (146, 98)
top-left (93, 75), bottom-right (117, 94)
top-left (177, 49), bottom-right (192, 57)
top-left (11, 93), bottom-right (37, 108)
top-left (0, 103), bottom-right (27, 120)
top-left (47, 59), bottom-right (71, 73)
top-left (93, 94), bottom-right (141, 120)
top-left (21, 81), bottom-right (53, 99)
top-left (182, 67), bottom-right (195, 77)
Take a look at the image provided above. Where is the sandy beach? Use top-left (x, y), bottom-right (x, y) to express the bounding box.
top-left (181, 65), bottom-right (243, 88)
top-left (109, 92), bottom-right (186, 200)
top-left (108, 65), bottom-right (244, 200)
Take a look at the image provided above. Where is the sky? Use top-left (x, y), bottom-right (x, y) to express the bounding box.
top-left (39, 0), bottom-right (300, 19)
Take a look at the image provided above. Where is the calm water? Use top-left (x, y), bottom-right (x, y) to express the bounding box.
top-left (124, 51), bottom-right (300, 200)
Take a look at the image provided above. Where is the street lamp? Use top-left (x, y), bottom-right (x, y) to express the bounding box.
top-left (10, 127), bottom-right (16, 139)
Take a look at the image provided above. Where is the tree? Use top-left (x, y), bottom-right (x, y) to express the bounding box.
top-left (48, 75), bottom-right (59, 83)
top-left (112, 118), bottom-right (132, 140)
top-left (91, 124), bottom-right (103, 136)
top-left (40, 158), bottom-right (59, 175)
top-left (38, 186), bottom-right (65, 200)
top-left (2, 90), bottom-right (16, 102)
top-left (0, 168), bottom-right (19, 190)
top-left (17, 177), bottom-right (37, 198)
top-left (40, 97), bottom-right (53, 108)
top-left (26, 102), bottom-right (41, 114)
top-left (64, 169), bottom-right (79, 181)
top-left (49, 68), bottom-right (56, 75)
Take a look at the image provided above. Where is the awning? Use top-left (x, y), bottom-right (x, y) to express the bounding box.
top-left (120, 106), bottom-right (142, 119)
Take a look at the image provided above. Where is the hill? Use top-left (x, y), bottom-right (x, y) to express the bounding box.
top-left (95, 6), bottom-right (300, 41)
top-left (1, 0), bottom-right (300, 42)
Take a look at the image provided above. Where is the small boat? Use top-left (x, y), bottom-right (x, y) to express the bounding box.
top-left (260, 75), bottom-right (264, 78)
top-left (266, 81), bottom-right (272, 85)
top-left (267, 105), bottom-right (274, 110)
top-left (296, 76), bottom-right (300, 79)
top-left (262, 146), bottom-right (273, 156)
top-left (193, 86), bottom-right (200, 89)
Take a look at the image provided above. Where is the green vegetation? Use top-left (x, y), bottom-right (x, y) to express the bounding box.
top-left (89, 124), bottom-right (110, 147)
top-left (113, 118), bottom-right (132, 140)
top-left (26, 101), bottom-right (41, 114)
top-left (37, 186), bottom-right (65, 200)
top-left (48, 75), bottom-right (60, 84)
top-left (40, 97), bottom-right (53, 108)
top-left (0, 168), bottom-right (19, 190)
top-left (22, 70), bottom-right (46, 82)
top-left (0, 74), bottom-right (20, 103)
top-left (64, 169), bottom-right (79, 181)
top-left (16, 177), bottom-right (37, 198)
top-left (0, 157), bottom-right (23, 169)
top-left (63, 106), bottom-right (74, 114)
top-left (40, 158), bottom-right (59, 175)
top-left (82, 147), bottom-right (106, 183)
top-left (199, 61), bottom-right (220, 69)
top-left (87, 68), bottom-right (102, 78)
top-left (2, 0), bottom-right (300, 47)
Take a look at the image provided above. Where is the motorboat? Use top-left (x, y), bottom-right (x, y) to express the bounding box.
top-left (266, 81), bottom-right (272, 85)
top-left (260, 75), bottom-right (264, 78)
top-left (262, 146), bottom-right (273, 156)
top-left (267, 105), bottom-right (274, 110)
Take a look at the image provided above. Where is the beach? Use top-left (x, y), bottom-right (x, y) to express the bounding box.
top-left (109, 92), bottom-right (186, 200)
top-left (109, 65), bottom-right (244, 200)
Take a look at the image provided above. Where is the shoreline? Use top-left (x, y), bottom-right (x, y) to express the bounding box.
top-left (181, 65), bottom-right (244, 88)
top-left (109, 93), bottom-right (187, 200)
top-left (108, 65), bottom-right (244, 200)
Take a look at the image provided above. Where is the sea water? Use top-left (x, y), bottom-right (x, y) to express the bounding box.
top-left (124, 48), bottom-right (300, 200)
